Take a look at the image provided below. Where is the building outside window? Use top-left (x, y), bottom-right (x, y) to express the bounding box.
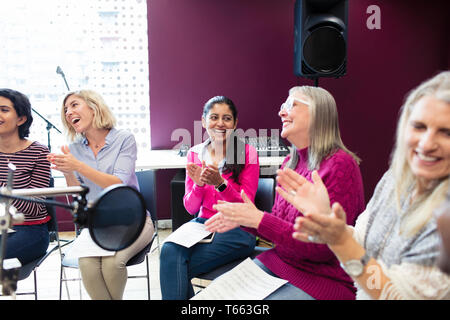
top-left (0, 0), bottom-right (150, 158)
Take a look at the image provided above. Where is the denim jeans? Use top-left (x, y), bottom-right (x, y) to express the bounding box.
top-left (3, 223), bottom-right (49, 265)
top-left (160, 217), bottom-right (256, 300)
top-left (253, 258), bottom-right (315, 300)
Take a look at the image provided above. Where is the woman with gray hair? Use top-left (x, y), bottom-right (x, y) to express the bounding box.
top-left (278, 71), bottom-right (450, 299)
top-left (206, 86), bottom-right (365, 299)
top-left (48, 89), bottom-right (154, 300)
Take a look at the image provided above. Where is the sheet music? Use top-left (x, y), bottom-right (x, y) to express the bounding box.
top-left (191, 258), bottom-right (288, 300)
top-left (64, 228), bottom-right (115, 259)
top-left (163, 221), bottom-right (212, 248)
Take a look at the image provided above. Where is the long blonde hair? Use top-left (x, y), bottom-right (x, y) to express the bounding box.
top-left (390, 71), bottom-right (450, 235)
top-left (61, 90), bottom-right (116, 141)
top-left (286, 85), bottom-right (360, 170)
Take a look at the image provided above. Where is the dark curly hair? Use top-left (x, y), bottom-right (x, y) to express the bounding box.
top-left (0, 88), bottom-right (33, 139)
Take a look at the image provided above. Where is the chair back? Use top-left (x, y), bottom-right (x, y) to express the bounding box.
top-left (135, 170), bottom-right (158, 224)
top-left (126, 169), bottom-right (158, 267)
top-left (254, 177), bottom-right (275, 213)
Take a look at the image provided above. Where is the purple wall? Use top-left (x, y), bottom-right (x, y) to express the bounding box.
top-left (147, 0), bottom-right (449, 219)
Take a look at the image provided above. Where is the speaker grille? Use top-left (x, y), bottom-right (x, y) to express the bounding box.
top-left (303, 26), bottom-right (346, 74)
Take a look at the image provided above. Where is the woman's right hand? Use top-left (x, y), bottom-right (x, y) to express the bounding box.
top-left (47, 145), bottom-right (79, 175)
top-left (186, 162), bottom-right (205, 187)
top-left (205, 211), bottom-right (240, 233)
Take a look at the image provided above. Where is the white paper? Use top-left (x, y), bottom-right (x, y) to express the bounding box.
top-left (3, 258), bottom-right (21, 270)
top-left (64, 228), bottom-right (115, 260)
top-left (164, 221), bottom-right (212, 248)
top-left (191, 258), bottom-right (288, 300)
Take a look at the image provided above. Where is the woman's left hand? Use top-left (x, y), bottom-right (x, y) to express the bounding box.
top-left (293, 202), bottom-right (351, 246)
top-left (207, 190), bottom-right (264, 230)
top-left (200, 163), bottom-right (224, 187)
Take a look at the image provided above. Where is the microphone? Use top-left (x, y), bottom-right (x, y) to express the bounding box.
top-left (3, 184), bottom-right (146, 251)
top-left (56, 66), bottom-right (64, 76)
top-left (56, 66), bottom-right (70, 91)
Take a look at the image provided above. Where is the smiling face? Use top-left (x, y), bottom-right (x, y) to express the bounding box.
top-left (202, 103), bottom-right (237, 143)
top-left (63, 94), bottom-right (95, 134)
top-left (278, 91), bottom-right (310, 149)
top-left (405, 95), bottom-right (450, 190)
top-left (0, 96), bottom-right (26, 138)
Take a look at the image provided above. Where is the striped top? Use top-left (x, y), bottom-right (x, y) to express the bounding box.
top-left (0, 141), bottom-right (51, 225)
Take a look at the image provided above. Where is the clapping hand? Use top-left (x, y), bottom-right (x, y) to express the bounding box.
top-left (200, 162), bottom-right (224, 187)
top-left (47, 145), bottom-right (80, 174)
top-left (186, 161), bottom-right (205, 186)
top-left (276, 168), bottom-right (331, 216)
top-left (276, 167), bottom-right (349, 245)
top-left (205, 190), bottom-right (264, 232)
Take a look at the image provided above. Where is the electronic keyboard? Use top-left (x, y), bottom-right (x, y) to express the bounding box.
top-left (244, 136), bottom-right (290, 157)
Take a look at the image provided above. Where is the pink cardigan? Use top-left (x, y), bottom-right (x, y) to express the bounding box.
top-left (183, 142), bottom-right (259, 219)
top-left (246, 147), bottom-right (366, 300)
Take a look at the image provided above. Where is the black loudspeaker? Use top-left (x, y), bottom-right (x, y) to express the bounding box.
top-left (170, 169), bottom-right (194, 231)
top-left (293, 0), bottom-right (348, 79)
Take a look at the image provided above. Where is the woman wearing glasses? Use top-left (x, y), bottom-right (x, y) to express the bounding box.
top-left (206, 86), bottom-right (365, 300)
top-left (280, 72), bottom-right (450, 299)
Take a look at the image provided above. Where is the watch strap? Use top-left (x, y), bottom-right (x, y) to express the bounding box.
top-left (360, 251), bottom-right (371, 267)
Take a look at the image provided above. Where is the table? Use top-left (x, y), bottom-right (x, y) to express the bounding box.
top-left (136, 149), bottom-right (286, 172)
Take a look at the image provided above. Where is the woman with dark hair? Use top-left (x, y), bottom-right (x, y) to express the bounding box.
top-left (0, 88), bottom-right (51, 265)
top-left (159, 95), bottom-right (260, 300)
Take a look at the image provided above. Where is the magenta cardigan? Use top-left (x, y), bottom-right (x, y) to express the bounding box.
top-left (183, 142), bottom-right (260, 219)
top-left (247, 147), bottom-right (365, 300)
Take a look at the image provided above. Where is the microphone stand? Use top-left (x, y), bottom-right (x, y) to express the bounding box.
top-left (0, 164), bottom-right (89, 296)
top-left (56, 66), bottom-right (70, 92)
top-left (0, 164), bottom-right (16, 296)
top-left (34, 65), bottom-right (72, 153)
top-left (31, 107), bottom-right (62, 152)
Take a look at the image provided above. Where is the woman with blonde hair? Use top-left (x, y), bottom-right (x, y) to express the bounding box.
top-left (206, 86), bottom-right (365, 300)
top-left (278, 71), bottom-right (450, 299)
top-left (48, 89), bottom-right (154, 300)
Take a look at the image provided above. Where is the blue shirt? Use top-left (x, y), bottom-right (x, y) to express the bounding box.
top-left (69, 128), bottom-right (139, 201)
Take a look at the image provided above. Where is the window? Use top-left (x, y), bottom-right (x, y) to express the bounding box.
top-left (0, 0), bottom-right (150, 154)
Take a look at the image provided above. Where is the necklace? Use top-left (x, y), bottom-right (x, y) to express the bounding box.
top-left (91, 141), bottom-right (104, 149)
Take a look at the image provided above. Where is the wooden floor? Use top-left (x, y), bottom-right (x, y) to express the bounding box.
top-left (0, 228), bottom-right (171, 300)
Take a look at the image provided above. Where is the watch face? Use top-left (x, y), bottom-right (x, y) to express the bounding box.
top-left (216, 183), bottom-right (226, 192)
top-left (344, 260), bottom-right (364, 277)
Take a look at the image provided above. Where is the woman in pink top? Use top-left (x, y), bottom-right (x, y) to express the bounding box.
top-left (206, 86), bottom-right (365, 300)
top-left (159, 96), bottom-right (259, 300)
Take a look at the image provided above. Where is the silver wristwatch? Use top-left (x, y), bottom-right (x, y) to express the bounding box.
top-left (341, 251), bottom-right (371, 277)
